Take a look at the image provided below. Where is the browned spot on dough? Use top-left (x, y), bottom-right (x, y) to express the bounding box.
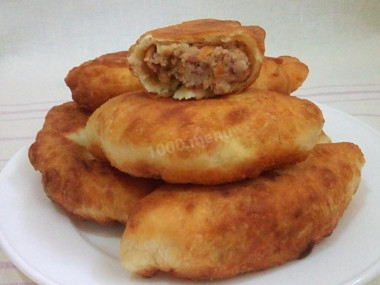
top-left (298, 241), bottom-right (315, 259)
top-left (225, 107), bottom-right (249, 125)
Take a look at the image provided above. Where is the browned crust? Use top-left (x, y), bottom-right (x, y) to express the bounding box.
top-left (143, 19), bottom-right (265, 53)
top-left (86, 89), bottom-right (324, 185)
top-left (251, 56), bottom-right (309, 94)
top-left (28, 102), bottom-right (161, 224)
top-left (121, 143), bottom-right (365, 280)
top-left (64, 51), bottom-right (142, 111)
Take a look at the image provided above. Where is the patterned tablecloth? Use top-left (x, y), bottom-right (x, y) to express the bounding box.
top-left (0, 1), bottom-right (379, 284)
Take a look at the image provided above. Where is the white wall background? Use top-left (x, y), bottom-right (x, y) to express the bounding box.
top-left (1, 0), bottom-right (379, 104)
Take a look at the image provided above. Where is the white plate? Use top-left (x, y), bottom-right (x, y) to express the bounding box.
top-left (0, 105), bottom-right (380, 285)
